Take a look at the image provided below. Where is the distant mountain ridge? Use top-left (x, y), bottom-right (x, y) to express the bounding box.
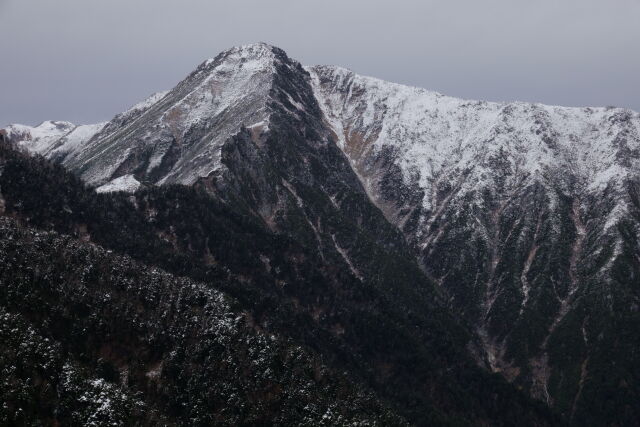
top-left (3, 43), bottom-right (639, 425)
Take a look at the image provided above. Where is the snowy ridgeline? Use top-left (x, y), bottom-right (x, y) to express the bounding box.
top-left (4, 121), bottom-right (106, 158)
top-left (308, 65), bottom-right (640, 201)
top-left (4, 43), bottom-right (640, 200)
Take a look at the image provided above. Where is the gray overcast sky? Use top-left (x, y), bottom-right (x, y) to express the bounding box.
top-left (1, 0), bottom-right (639, 126)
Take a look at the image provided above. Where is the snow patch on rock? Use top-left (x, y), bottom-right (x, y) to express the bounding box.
top-left (96, 174), bottom-right (141, 193)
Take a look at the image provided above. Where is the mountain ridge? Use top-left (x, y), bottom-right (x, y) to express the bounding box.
top-left (2, 43), bottom-right (639, 425)
top-left (7, 43), bottom-right (638, 194)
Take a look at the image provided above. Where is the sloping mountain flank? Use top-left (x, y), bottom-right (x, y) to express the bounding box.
top-left (309, 64), bottom-right (640, 424)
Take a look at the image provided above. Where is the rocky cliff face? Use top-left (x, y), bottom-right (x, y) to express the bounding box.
top-left (3, 43), bottom-right (639, 425)
top-left (309, 64), bottom-right (640, 422)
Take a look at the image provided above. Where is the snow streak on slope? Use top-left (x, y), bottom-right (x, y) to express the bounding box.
top-left (47, 123), bottom-right (108, 160)
top-left (96, 174), bottom-right (141, 193)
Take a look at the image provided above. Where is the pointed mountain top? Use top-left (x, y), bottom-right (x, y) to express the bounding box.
top-left (199, 42), bottom-right (280, 71)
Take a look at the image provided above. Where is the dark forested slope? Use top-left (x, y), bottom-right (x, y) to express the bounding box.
top-left (0, 217), bottom-right (404, 425)
top-left (0, 137), bottom-right (557, 425)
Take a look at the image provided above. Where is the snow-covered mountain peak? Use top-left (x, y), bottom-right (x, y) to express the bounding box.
top-left (5, 121), bottom-right (74, 153)
top-left (202, 42), bottom-right (278, 69)
top-left (51, 44), bottom-right (295, 188)
top-left (8, 45), bottom-right (639, 200)
top-left (3, 44), bottom-right (311, 192)
top-left (3, 120), bottom-right (105, 160)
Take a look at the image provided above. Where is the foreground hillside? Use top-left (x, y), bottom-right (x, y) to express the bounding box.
top-left (0, 136), bottom-right (556, 425)
top-left (0, 217), bottom-right (404, 425)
